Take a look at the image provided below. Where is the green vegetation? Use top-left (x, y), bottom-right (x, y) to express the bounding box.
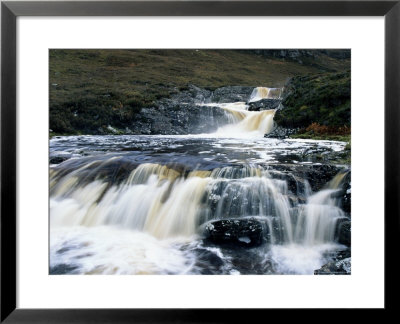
top-left (275, 71), bottom-right (350, 129)
top-left (50, 49), bottom-right (349, 135)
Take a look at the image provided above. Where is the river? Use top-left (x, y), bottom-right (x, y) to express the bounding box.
top-left (49, 88), bottom-right (350, 275)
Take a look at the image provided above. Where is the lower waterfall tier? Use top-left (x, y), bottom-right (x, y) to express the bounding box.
top-left (50, 135), bottom-right (351, 275)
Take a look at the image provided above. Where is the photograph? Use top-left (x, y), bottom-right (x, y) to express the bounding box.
top-left (49, 49), bottom-right (351, 275)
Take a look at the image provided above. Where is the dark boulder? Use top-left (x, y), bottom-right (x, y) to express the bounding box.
top-left (338, 172), bottom-right (351, 214)
top-left (50, 151), bottom-right (74, 164)
top-left (335, 218), bottom-right (351, 246)
top-left (248, 99), bottom-right (281, 111)
top-left (329, 171), bottom-right (351, 215)
top-left (268, 164), bottom-right (342, 193)
top-left (342, 188), bottom-right (351, 214)
top-left (203, 218), bottom-right (264, 247)
top-left (50, 156), bottom-right (70, 164)
top-left (191, 248), bottom-right (225, 275)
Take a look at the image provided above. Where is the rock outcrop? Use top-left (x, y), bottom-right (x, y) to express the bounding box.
top-left (264, 126), bottom-right (298, 139)
top-left (314, 257), bottom-right (351, 275)
top-left (120, 85), bottom-right (258, 135)
top-left (130, 103), bottom-right (230, 135)
top-left (335, 218), bottom-right (351, 246)
top-left (248, 99), bottom-right (281, 111)
top-left (210, 86), bottom-right (254, 103)
top-left (203, 218), bottom-right (264, 247)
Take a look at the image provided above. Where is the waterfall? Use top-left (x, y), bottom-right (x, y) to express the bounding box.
top-left (50, 161), bottom-right (346, 246)
top-left (216, 107), bottom-right (275, 137)
top-left (293, 189), bottom-right (345, 245)
top-left (198, 87), bottom-right (284, 138)
top-left (202, 102), bottom-right (275, 137)
top-left (248, 87), bottom-right (282, 102)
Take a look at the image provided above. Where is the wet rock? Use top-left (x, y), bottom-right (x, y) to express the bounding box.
top-left (50, 264), bottom-right (79, 275)
top-left (329, 172), bottom-right (351, 215)
top-left (128, 84), bottom-right (262, 135)
top-left (191, 248), bottom-right (225, 275)
top-left (264, 127), bottom-right (299, 139)
top-left (268, 164), bottom-right (342, 193)
top-left (342, 188), bottom-right (351, 214)
top-left (203, 218), bottom-right (264, 247)
top-left (50, 156), bottom-right (70, 164)
top-left (247, 99), bottom-right (281, 111)
top-left (335, 218), bottom-right (351, 246)
top-left (132, 103), bottom-right (231, 135)
top-left (314, 257), bottom-right (351, 275)
top-left (338, 173), bottom-right (351, 214)
top-left (49, 151), bottom-right (74, 164)
top-left (227, 248), bottom-right (274, 274)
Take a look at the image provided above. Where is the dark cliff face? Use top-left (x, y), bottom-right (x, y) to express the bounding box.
top-left (129, 104), bottom-right (230, 135)
top-left (244, 49), bottom-right (351, 71)
top-left (249, 49), bottom-right (350, 60)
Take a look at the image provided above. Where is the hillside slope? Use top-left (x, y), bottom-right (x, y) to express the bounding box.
top-left (50, 49), bottom-right (350, 135)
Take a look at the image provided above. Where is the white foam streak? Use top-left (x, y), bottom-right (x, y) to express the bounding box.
top-left (270, 243), bottom-right (340, 275)
top-left (50, 226), bottom-right (193, 275)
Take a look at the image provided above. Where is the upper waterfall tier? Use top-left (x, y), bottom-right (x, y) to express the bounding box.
top-left (248, 87), bottom-right (283, 102)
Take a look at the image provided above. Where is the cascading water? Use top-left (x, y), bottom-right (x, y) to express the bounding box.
top-left (248, 87), bottom-right (282, 102)
top-left (201, 86), bottom-right (282, 138)
top-left (50, 86), bottom-right (350, 275)
top-left (51, 163), bottom-right (299, 242)
top-left (213, 103), bottom-right (275, 138)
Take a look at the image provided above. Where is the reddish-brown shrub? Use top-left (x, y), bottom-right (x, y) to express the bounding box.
top-left (305, 122), bottom-right (351, 135)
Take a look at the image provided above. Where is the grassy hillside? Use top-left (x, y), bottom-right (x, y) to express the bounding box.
top-left (49, 49), bottom-right (349, 135)
top-left (274, 71), bottom-right (351, 141)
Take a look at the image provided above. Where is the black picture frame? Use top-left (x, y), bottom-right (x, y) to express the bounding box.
top-left (1, 0), bottom-right (399, 322)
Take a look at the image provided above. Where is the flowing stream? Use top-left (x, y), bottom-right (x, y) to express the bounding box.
top-left (50, 87), bottom-right (350, 275)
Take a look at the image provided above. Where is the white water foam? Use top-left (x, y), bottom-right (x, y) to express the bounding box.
top-left (269, 243), bottom-right (342, 275)
top-left (50, 226), bottom-right (194, 275)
